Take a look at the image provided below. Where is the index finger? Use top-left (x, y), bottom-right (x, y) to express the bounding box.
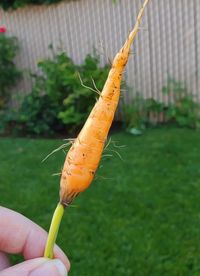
top-left (0, 206), bottom-right (70, 271)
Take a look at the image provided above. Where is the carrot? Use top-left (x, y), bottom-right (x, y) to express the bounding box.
top-left (44, 0), bottom-right (150, 259)
top-left (60, 0), bottom-right (150, 206)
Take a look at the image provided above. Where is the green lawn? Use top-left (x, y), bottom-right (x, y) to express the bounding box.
top-left (1, 127), bottom-right (200, 275)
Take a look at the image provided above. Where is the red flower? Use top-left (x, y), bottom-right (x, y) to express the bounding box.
top-left (0, 26), bottom-right (6, 33)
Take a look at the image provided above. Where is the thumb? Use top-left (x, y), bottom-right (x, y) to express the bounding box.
top-left (0, 257), bottom-right (68, 276)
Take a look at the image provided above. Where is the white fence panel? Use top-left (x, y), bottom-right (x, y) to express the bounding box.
top-left (1, 0), bottom-right (200, 108)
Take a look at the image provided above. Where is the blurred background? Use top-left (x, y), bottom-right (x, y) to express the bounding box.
top-left (1, 0), bottom-right (200, 275)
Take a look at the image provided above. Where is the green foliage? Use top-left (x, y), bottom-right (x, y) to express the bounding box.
top-left (167, 96), bottom-right (200, 128)
top-left (58, 54), bottom-right (110, 130)
top-left (0, 34), bottom-right (21, 109)
top-left (163, 78), bottom-right (200, 129)
top-left (123, 78), bottom-right (200, 133)
top-left (123, 93), bottom-right (147, 131)
top-left (0, 0), bottom-right (63, 10)
top-left (13, 50), bottom-right (109, 135)
top-left (145, 98), bottom-right (164, 114)
top-left (16, 92), bottom-right (63, 135)
top-left (0, 0), bottom-right (117, 10)
top-left (122, 94), bottom-right (165, 134)
top-left (0, 108), bottom-right (16, 134)
top-left (162, 78), bottom-right (187, 100)
top-left (145, 98), bottom-right (166, 126)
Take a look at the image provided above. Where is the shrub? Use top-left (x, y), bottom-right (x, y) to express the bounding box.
top-left (13, 50), bottom-right (109, 135)
top-left (16, 92), bottom-right (62, 135)
top-left (58, 54), bottom-right (110, 131)
top-left (0, 33), bottom-right (21, 110)
top-left (123, 78), bottom-right (200, 135)
top-left (122, 93), bottom-right (147, 132)
top-left (0, 0), bottom-right (75, 10)
top-left (122, 93), bottom-right (165, 134)
top-left (162, 78), bottom-right (200, 129)
top-left (145, 98), bottom-right (166, 125)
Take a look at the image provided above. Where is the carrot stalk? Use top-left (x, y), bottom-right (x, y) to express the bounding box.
top-left (44, 203), bottom-right (65, 258)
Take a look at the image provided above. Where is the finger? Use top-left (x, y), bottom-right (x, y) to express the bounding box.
top-left (0, 207), bottom-right (70, 271)
top-left (0, 257), bottom-right (67, 276)
top-left (30, 259), bottom-right (68, 276)
top-left (0, 252), bottom-right (10, 271)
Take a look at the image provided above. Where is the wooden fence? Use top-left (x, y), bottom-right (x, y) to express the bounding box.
top-left (0, 0), bottom-right (200, 107)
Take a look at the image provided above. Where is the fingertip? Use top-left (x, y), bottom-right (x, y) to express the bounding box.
top-left (0, 258), bottom-right (68, 276)
top-left (0, 258), bottom-right (47, 275)
top-left (54, 245), bottom-right (70, 272)
top-left (30, 259), bottom-right (68, 276)
top-left (51, 259), bottom-right (68, 276)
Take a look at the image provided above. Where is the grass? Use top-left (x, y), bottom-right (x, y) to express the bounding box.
top-left (1, 127), bottom-right (200, 275)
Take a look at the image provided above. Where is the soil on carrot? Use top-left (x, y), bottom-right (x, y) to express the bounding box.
top-left (1, 127), bottom-right (200, 275)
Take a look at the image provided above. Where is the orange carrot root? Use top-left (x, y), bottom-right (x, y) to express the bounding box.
top-left (60, 0), bottom-right (150, 205)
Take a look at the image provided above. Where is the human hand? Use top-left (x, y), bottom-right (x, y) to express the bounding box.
top-left (0, 206), bottom-right (70, 275)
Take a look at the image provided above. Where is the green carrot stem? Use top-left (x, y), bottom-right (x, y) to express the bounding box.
top-left (44, 202), bottom-right (65, 259)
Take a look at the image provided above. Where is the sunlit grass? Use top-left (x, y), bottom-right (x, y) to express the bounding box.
top-left (1, 127), bottom-right (200, 275)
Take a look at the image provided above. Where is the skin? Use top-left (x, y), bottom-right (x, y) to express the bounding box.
top-left (60, 0), bottom-right (150, 205)
top-left (0, 207), bottom-right (70, 275)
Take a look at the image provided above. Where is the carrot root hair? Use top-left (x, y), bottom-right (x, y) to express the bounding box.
top-left (42, 141), bottom-right (74, 162)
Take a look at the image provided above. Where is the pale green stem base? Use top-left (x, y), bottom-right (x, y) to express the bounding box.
top-left (44, 202), bottom-right (65, 259)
